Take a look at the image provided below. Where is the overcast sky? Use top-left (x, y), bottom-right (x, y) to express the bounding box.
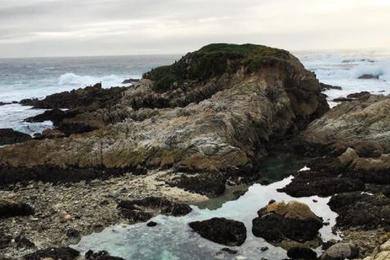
top-left (0, 0), bottom-right (389, 58)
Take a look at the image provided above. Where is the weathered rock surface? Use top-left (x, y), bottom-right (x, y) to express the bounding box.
top-left (364, 239), bottom-right (390, 260)
top-left (118, 196), bottom-right (192, 222)
top-left (320, 242), bottom-right (359, 260)
top-left (0, 129), bottom-right (31, 145)
top-left (0, 43), bottom-right (328, 186)
top-left (0, 199), bottom-right (34, 218)
top-left (189, 217), bottom-right (247, 246)
top-left (252, 201), bottom-right (323, 243)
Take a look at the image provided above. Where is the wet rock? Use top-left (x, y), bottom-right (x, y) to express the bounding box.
top-left (358, 74), bottom-right (380, 79)
top-left (0, 199), bottom-right (34, 218)
top-left (118, 197), bottom-right (192, 222)
top-left (23, 247), bottom-right (80, 260)
top-left (0, 128), bottom-right (31, 145)
top-left (85, 250), bottom-right (125, 260)
top-left (328, 192), bottom-right (390, 229)
top-left (189, 217), bottom-right (246, 246)
top-left (320, 83), bottom-right (342, 91)
top-left (24, 109), bottom-right (76, 126)
top-left (252, 201), bottom-right (323, 243)
top-left (320, 242), bottom-right (359, 260)
top-left (287, 246), bottom-right (317, 260)
top-left (220, 248), bottom-right (238, 255)
top-left (65, 228), bottom-right (81, 244)
top-left (146, 221), bottom-right (158, 227)
top-left (333, 97), bottom-right (354, 102)
top-left (347, 91), bottom-right (371, 99)
top-left (279, 170), bottom-right (364, 197)
top-left (15, 235), bottom-right (35, 249)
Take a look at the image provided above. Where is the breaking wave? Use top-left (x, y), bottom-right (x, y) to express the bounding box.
top-left (58, 73), bottom-right (125, 88)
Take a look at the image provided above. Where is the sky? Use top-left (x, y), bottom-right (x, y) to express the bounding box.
top-left (0, 0), bottom-right (389, 58)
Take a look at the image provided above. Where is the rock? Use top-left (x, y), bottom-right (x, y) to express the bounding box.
top-left (347, 91), bottom-right (371, 99)
top-left (65, 228), bottom-right (81, 244)
top-left (220, 248), bottom-right (238, 255)
top-left (303, 95), bottom-right (390, 154)
top-left (23, 247), bottom-right (80, 260)
top-left (85, 250), bottom-right (125, 260)
top-left (189, 217), bottom-right (247, 246)
top-left (39, 128), bottom-right (65, 139)
top-left (328, 192), bottom-right (390, 229)
top-left (0, 43), bottom-right (328, 188)
top-left (15, 235), bottom-right (36, 249)
top-left (320, 83), bottom-right (342, 91)
top-left (146, 221), bottom-right (158, 227)
top-left (287, 247), bottom-right (317, 260)
top-left (358, 74), bottom-right (380, 79)
top-left (24, 109), bottom-right (76, 126)
top-left (118, 197), bottom-right (192, 222)
top-left (252, 201), bottom-right (323, 243)
top-left (0, 128), bottom-right (31, 145)
top-left (333, 97), bottom-right (354, 102)
top-left (320, 243), bottom-right (359, 260)
top-left (0, 199), bottom-right (34, 218)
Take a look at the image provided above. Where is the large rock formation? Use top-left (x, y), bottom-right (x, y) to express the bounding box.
top-left (0, 44), bottom-right (328, 187)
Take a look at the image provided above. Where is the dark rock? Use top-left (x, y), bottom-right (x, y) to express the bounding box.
top-left (261, 246), bottom-right (269, 252)
top-left (346, 91), bottom-right (371, 99)
top-left (220, 248), bottom-right (238, 254)
top-left (66, 228), bottom-right (81, 244)
top-left (23, 247), bottom-right (80, 260)
top-left (57, 121), bottom-right (98, 136)
top-left (25, 109), bottom-right (77, 126)
top-left (20, 83), bottom-right (127, 110)
top-left (332, 97), bottom-right (354, 102)
top-left (279, 170), bottom-right (365, 197)
top-left (252, 201), bottom-right (323, 243)
top-left (320, 83), bottom-right (342, 91)
top-left (0, 199), bottom-right (34, 218)
top-left (118, 197), bottom-right (192, 222)
top-left (166, 172), bottom-right (226, 196)
top-left (320, 243), bottom-right (359, 260)
top-left (146, 221), bottom-right (158, 227)
top-left (189, 217), bottom-right (246, 246)
top-left (85, 250), bottom-right (124, 260)
top-left (0, 129), bottom-right (31, 145)
top-left (0, 102), bottom-right (11, 106)
top-left (287, 247), bottom-right (317, 260)
top-left (328, 192), bottom-right (390, 229)
top-left (121, 78), bottom-right (139, 84)
top-left (358, 74), bottom-right (380, 79)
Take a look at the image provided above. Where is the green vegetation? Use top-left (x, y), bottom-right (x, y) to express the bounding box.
top-left (144, 43), bottom-right (292, 92)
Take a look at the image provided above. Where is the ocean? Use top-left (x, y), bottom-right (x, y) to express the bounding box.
top-left (0, 50), bottom-right (389, 134)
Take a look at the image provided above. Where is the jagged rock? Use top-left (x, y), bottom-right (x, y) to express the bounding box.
top-left (189, 217), bottom-right (246, 246)
top-left (24, 109), bottom-right (76, 125)
top-left (118, 197), bottom-right (192, 222)
top-left (328, 192), bottom-right (390, 230)
top-left (358, 74), bottom-right (380, 79)
top-left (85, 250), bottom-right (125, 260)
top-left (252, 201), bottom-right (323, 243)
top-left (320, 83), bottom-right (342, 91)
top-left (0, 129), bottom-right (31, 145)
top-left (0, 199), bottom-right (34, 218)
top-left (23, 247), bottom-right (80, 260)
top-left (122, 78), bottom-right (139, 84)
top-left (0, 44), bottom-right (328, 186)
top-left (320, 243), bottom-right (359, 260)
top-left (347, 91), bottom-right (371, 99)
top-left (287, 246), bottom-right (317, 260)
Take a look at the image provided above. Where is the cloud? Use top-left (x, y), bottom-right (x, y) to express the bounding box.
top-left (0, 0), bottom-right (389, 57)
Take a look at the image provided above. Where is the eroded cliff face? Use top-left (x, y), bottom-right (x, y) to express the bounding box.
top-left (0, 44), bottom-right (328, 185)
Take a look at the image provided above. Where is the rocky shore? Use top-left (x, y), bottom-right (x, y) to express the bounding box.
top-left (0, 43), bottom-right (389, 259)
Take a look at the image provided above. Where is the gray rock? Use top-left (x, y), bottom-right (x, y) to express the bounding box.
top-left (320, 243), bottom-right (359, 260)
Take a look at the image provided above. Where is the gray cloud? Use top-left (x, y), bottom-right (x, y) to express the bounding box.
top-left (0, 0), bottom-right (389, 57)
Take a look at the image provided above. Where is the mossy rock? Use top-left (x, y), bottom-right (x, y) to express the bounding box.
top-left (143, 43), bottom-right (293, 92)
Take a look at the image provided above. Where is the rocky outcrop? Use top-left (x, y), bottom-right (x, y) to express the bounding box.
top-left (0, 129), bottom-right (31, 145)
top-left (0, 199), bottom-right (34, 218)
top-left (252, 201), bottom-right (323, 243)
top-left (0, 44), bottom-right (328, 187)
top-left (118, 197), bottom-right (192, 222)
top-left (287, 246), bottom-right (317, 260)
top-left (364, 239), bottom-right (390, 260)
top-left (320, 243), bottom-right (359, 260)
top-left (302, 95), bottom-right (390, 154)
top-left (188, 217), bottom-right (247, 246)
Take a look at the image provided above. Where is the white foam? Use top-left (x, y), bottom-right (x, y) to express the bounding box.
top-left (58, 72), bottom-right (125, 89)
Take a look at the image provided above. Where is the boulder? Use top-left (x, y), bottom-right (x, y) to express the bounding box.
top-left (189, 217), bottom-right (247, 246)
top-left (287, 246), bottom-right (317, 260)
top-left (23, 247), bottom-right (80, 260)
top-left (0, 128), bottom-right (31, 145)
top-left (118, 197), bottom-right (192, 222)
top-left (320, 243), bottom-right (359, 260)
top-left (358, 74), bottom-right (380, 79)
top-left (252, 201), bottom-right (323, 243)
top-left (85, 250), bottom-right (125, 260)
top-left (0, 199), bottom-right (34, 218)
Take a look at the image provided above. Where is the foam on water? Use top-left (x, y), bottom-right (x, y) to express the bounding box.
top-left (73, 176), bottom-right (339, 260)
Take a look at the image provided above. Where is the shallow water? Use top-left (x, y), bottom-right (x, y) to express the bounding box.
top-left (74, 174), bottom-right (339, 260)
